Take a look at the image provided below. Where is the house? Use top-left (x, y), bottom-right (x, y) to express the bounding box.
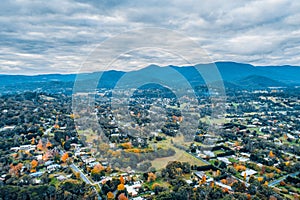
top-left (30, 171), bottom-right (44, 177)
top-left (132, 197), bottom-right (144, 200)
top-left (56, 175), bottom-right (67, 181)
top-left (194, 171), bottom-right (206, 179)
top-left (45, 161), bottom-right (54, 166)
top-left (20, 145), bottom-right (36, 151)
top-left (10, 147), bottom-right (20, 152)
top-left (217, 157), bottom-right (231, 165)
top-left (47, 164), bottom-right (61, 172)
top-left (215, 181), bottom-right (232, 191)
top-left (125, 183), bottom-right (142, 197)
top-left (241, 169), bottom-right (257, 177)
top-left (89, 161), bottom-right (100, 168)
top-left (203, 150), bottom-right (214, 157)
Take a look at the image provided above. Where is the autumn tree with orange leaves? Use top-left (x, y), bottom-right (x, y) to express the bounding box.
top-left (61, 152), bottom-right (69, 163)
top-left (118, 193), bottom-right (128, 200)
top-left (120, 175), bottom-right (125, 184)
top-left (46, 140), bottom-right (52, 148)
top-left (31, 159), bottom-right (38, 169)
top-left (37, 139), bottom-right (43, 151)
top-left (91, 163), bottom-right (105, 174)
top-left (107, 191), bottom-right (114, 200)
top-left (117, 183), bottom-right (125, 191)
top-left (9, 163), bottom-right (23, 176)
top-left (147, 172), bottom-right (156, 182)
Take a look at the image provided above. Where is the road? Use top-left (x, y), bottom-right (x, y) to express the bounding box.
top-left (269, 172), bottom-right (299, 187)
top-left (188, 151), bottom-right (250, 187)
top-left (70, 163), bottom-right (92, 185)
top-left (59, 150), bottom-right (102, 199)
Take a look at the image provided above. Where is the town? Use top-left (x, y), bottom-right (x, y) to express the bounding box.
top-left (0, 85), bottom-right (299, 200)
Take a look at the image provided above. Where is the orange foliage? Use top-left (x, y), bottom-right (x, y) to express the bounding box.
top-left (54, 124), bottom-right (60, 129)
top-left (30, 168), bottom-right (36, 173)
top-left (235, 165), bottom-right (246, 172)
top-left (269, 151), bottom-right (275, 158)
top-left (210, 181), bottom-right (214, 188)
top-left (178, 116), bottom-right (183, 122)
top-left (202, 175), bottom-right (206, 183)
top-left (9, 163), bottom-right (23, 176)
top-left (61, 153), bottom-right (69, 163)
top-left (37, 139), bottom-right (43, 151)
top-left (147, 172), bottom-right (156, 182)
top-left (117, 183), bottom-right (125, 191)
top-left (221, 179), bottom-right (227, 184)
top-left (247, 194), bottom-right (251, 200)
top-left (46, 140), bottom-right (52, 148)
top-left (269, 195), bottom-right (277, 200)
top-left (118, 193), bottom-right (128, 200)
top-left (74, 172), bottom-right (80, 179)
top-left (257, 177), bottom-right (264, 182)
top-left (31, 137), bottom-right (35, 145)
top-left (107, 191), bottom-right (114, 200)
top-left (91, 163), bottom-right (105, 174)
top-left (121, 142), bottom-right (132, 149)
top-left (279, 181), bottom-right (285, 186)
top-left (223, 188), bottom-right (229, 193)
top-left (120, 175), bottom-right (125, 184)
top-left (31, 159), bottom-right (38, 169)
top-left (42, 152), bottom-right (50, 161)
top-left (152, 183), bottom-right (160, 190)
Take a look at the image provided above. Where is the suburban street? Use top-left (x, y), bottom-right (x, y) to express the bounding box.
top-left (269, 172), bottom-right (300, 187)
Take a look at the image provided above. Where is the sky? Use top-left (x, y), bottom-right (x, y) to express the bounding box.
top-left (1, 0), bottom-right (300, 74)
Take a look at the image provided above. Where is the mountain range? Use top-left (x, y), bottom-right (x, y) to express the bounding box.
top-left (1, 62), bottom-right (299, 95)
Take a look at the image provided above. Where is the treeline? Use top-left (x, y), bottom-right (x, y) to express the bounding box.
top-left (0, 180), bottom-right (96, 200)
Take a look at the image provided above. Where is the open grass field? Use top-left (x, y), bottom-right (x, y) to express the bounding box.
top-left (151, 146), bottom-right (208, 169)
top-left (151, 135), bottom-right (208, 170)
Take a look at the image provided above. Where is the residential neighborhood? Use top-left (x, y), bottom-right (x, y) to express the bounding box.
top-left (0, 85), bottom-right (299, 199)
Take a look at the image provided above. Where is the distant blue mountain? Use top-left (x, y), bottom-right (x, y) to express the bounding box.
top-left (0, 62), bottom-right (299, 94)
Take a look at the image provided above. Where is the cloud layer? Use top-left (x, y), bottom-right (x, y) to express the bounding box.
top-left (1, 0), bottom-right (300, 74)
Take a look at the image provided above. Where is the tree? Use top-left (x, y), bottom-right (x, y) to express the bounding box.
top-left (61, 153), bottom-right (69, 163)
top-left (91, 163), bottom-right (105, 181)
top-left (74, 172), bottom-right (80, 180)
top-left (221, 179), bottom-right (227, 184)
top-left (31, 159), bottom-right (38, 169)
top-left (257, 177), bottom-right (264, 182)
top-left (46, 140), bottom-right (52, 148)
top-left (117, 184), bottom-right (125, 191)
top-left (37, 139), bottom-right (43, 151)
top-left (232, 181), bottom-right (246, 193)
top-left (107, 191), bottom-right (114, 200)
top-left (147, 172), bottom-right (156, 182)
top-left (31, 137), bottom-right (35, 145)
top-left (120, 175), bottom-right (125, 184)
top-left (9, 163), bottom-right (23, 176)
top-left (118, 193), bottom-right (128, 200)
top-left (202, 175), bottom-right (206, 183)
top-left (91, 164), bottom-right (105, 174)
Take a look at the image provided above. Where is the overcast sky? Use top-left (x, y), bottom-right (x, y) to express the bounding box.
top-left (1, 0), bottom-right (300, 74)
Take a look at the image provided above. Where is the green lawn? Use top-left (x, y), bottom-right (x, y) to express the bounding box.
top-left (150, 136), bottom-right (207, 170)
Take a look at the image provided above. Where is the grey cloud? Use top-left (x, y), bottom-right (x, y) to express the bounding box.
top-left (0, 0), bottom-right (300, 74)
